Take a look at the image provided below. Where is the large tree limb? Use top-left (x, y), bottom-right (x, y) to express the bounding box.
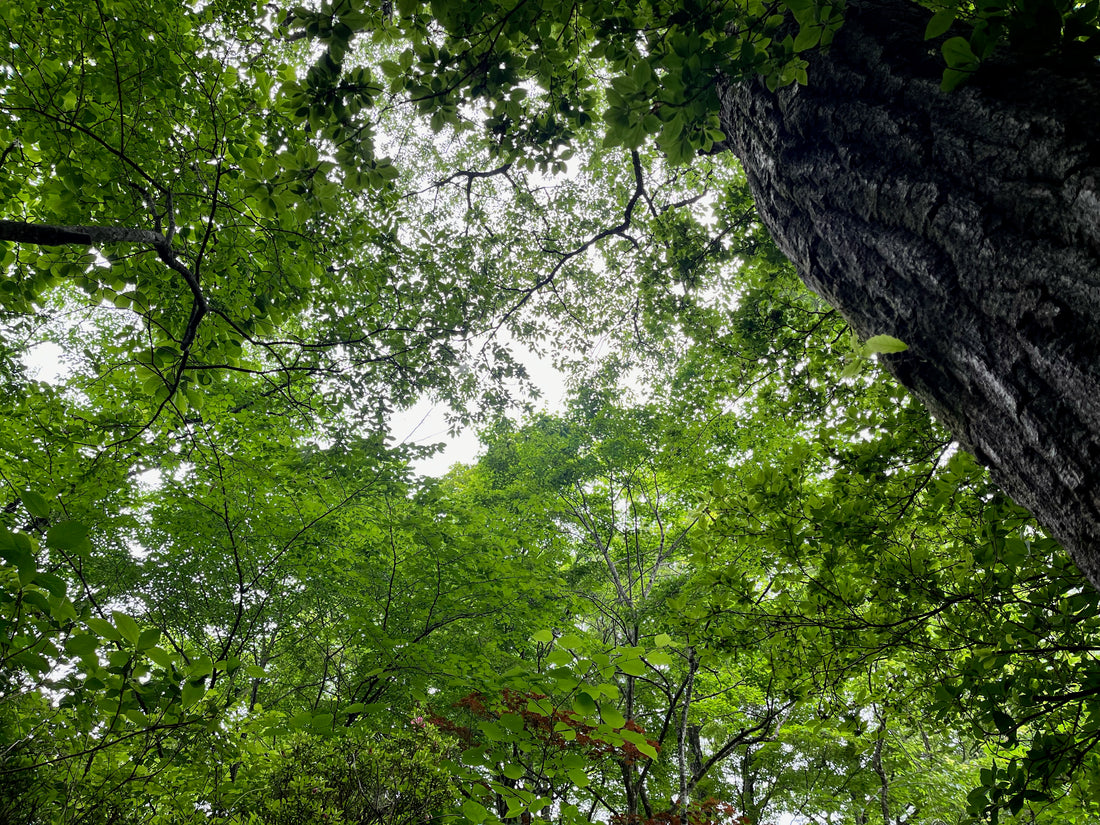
top-left (0, 218), bottom-right (207, 317)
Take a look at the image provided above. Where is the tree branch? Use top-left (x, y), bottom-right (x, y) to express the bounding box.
top-left (0, 219), bottom-right (207, 316)
top-left (0, 218), bottom-right (209, 440)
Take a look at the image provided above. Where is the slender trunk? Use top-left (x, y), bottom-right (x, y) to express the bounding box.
top-left (720, 0), bottom-right (1100, 588)
top-left (687, 725), bottom-right (704, 783)
top-left (622, 662), bottom-right (639, 819)
top-left (622, 760), bottom-right (638, 820)
top-left (871, 710), bottom-right (890, 824)
top-left (740, 749), bottom-right (756, 823)
top-left (677, 647), bottom-right (697, 820)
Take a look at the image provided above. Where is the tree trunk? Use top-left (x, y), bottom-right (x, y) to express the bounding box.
top-left (719, 0), bottom-right (1100, 588)
top-left (870, 708), bottom-right (890, 824)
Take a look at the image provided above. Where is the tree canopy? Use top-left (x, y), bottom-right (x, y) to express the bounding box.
top-left (3, 0), bottom-right (1100, 823)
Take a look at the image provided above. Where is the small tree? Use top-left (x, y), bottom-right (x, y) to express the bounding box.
top-left (257, 726), bottom-right (458, 825)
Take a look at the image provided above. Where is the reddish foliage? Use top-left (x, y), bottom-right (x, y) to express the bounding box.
top-left (612, 798), bottom-right (750, 825)
top-left (429, 689), bottom-right (660, 766)
top-left (431, 692), bottom-right (745, 825)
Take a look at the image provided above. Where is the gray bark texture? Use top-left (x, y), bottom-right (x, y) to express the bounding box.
top-left (719, 0), bottom-right (1100, 588)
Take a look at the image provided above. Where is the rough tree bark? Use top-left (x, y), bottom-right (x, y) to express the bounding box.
top-left (720, 0), bottom-right (1100, 588)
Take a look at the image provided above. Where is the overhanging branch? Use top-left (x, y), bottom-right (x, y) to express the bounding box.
top-left (0, 218), bottom-right (209, 433)
top-left (0, 218), bottom-right (207, 316)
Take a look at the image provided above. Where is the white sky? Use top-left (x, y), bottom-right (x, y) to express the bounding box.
top-left (23, 338), bottom-right (568, 479)
top-left (391, 340), bottom-right (568, 476)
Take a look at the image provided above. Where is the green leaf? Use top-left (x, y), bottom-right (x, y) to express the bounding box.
top-left (46, 521), bottom-right (89, 550)
top-left (462, 746), bottom-right (488, 766)
top-left (600, 705), bottom-right (626, 728)
top-left (499, 712), bottom-right (524, 733)
top-left (840, 359), bottom-right (863, 379)
top-left (462, 799), bottom-right (489, 823)
top-left (34, 571), bottom-right (67, 598)
top-left (567, 767), bottom-right (590, 788)
top-left (108, 649), bottom-right (132, 668)
top-left (940, 66), bottom-right (970, 92)
top-left (646, 649), bottom-right (673, 667)
top-left (0, 529), bottom-right (34, 572)
top-left (50, 594), bottom-right (78, 622)
top-left (546, 648), bottom-right (574, 666)
top-left (480, 721), bottom-right (505, 741)
top-left (502, 762), bottom-right (524, 780)
top-left (112, 611), bottom-right (141, 645)
top-left (181, 680), bottom-right (206, 709)
top-left (991, 707), bottom-right (1016, 735)
top-left (942, 36), bottom-right (977, 68)
top-left (861, 334), bottom-right (909, 355)
top-left (532, 628), bottom-right (554, 643)
top-left (1007, 792), bottom-right (1024, 817)
top-left (21, 490), bottom-right (50, 519)
top-left (22, 589), bottom-right (51, 614)
top-left (146, 646), bottom-right (174, 669)
top-left (86, 617), bottom-right (122, 642)
top-left (13, 650), bottom-right (50, 673)
top-left (571, 691), bottom-right (597, 716)
top-left (65, 633), bottom-right (99, 658)
top-left (925, 10), bottom-right (955, 39)
top-left (793, 25), bottom-right (821, 51)
top-left (288, 711), bottom-right (312, 729)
